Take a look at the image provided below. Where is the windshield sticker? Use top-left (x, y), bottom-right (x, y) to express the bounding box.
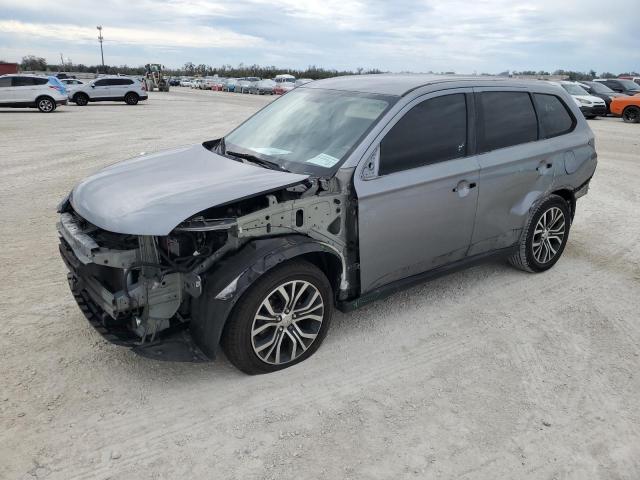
top-left (250, 147), bottom-right (291, 156)
top-left (306, 153), bottom-right (340, 168)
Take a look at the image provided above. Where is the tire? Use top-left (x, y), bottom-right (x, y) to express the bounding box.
top-left (509, 195), bottom-right (571, 273)
top-left (622, 106), bottom-right (640, 123)
top-left (585, 115), bottom-right (596, 119)
top-left (221, 260), bottom-right (334, 374)
top-left (124, 92), bottom-right (139, 105)
top-left (36, 96), bottom-right (56, 113)
top-left (74, 93), bottom-right (89, 106)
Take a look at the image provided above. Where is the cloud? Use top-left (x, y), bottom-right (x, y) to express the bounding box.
top-left (0, 19), bottom-right (265, 49)
top-left (0, 0), bottom-right (638, 72)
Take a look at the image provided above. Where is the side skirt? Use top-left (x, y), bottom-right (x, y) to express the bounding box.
top-left (337, 246), bottom-right (517, 312)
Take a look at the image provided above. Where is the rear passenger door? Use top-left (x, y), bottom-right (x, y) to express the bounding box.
top-left (468, 89), bottom-right (573, 255)
top-left (355, 90), bottom-right (480, 293)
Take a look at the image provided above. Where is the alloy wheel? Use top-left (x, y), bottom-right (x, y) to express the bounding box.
top-left (532, 206), bottom-right (566, 264)
top-left (251, 280), bottom-right (324, 365)
top-left (39, 98), bottom-right (54, 112)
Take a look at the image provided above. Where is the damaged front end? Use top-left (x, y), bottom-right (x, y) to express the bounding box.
top-left (57, 172), bottom-right (352, 362)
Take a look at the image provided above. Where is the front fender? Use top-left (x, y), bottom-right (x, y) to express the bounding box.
top-left (190, 235), bottom-right (341, 359)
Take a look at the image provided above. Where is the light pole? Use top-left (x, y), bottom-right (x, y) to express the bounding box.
top-left (97, 26), bottom-right (105, 71)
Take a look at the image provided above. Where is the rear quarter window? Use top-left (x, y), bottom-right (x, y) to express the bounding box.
top-left (477, 91), bottom-right (538, 153)
top-left (533, 94), bottom-right (576, 139)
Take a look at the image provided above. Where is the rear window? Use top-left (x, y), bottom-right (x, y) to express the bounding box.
top-left (477, 92), bottom-right (538, 153)
top-left (533, 94), bottom-right (575, 139)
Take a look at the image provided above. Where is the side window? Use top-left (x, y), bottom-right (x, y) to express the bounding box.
top-left (477, 92), bottom-right (538, 153)
top-left (0, 77), bottom-right (11, 87)
top-left (12, 77), bottom-right (35, 86)
top-left (379, 94), bottom-right (467, 175)
top-left (533, 94), bottom-right (575, 139)
top-left (94, 79), bottom-right (108, 86)
top-left (122, 79), bottom-right (134, 85)
top-left (34, 77), bottom-right (48, 85)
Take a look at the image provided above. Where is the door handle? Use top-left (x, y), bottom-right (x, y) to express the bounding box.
top-left (453, 180), bottom-right (477, 197)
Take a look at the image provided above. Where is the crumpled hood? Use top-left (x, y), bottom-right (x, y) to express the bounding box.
top-left (71, 143), bottom-right (309, 235)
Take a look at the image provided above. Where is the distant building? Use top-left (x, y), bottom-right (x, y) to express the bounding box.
top-left (0, 63), bottom-right (19, 75)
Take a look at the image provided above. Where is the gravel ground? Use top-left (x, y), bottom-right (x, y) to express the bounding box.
top-left (1, 89), bottom-right (639, 480)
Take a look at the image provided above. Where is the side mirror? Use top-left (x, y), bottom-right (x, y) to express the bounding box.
top-left (91, 84), bottom-right (95, 88)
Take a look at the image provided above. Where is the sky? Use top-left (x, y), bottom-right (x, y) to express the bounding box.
top-left (0, 0), bottom-right (638, 74)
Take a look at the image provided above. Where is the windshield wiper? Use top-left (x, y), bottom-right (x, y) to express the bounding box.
top-left (225, 150), bottom-right (289, 172)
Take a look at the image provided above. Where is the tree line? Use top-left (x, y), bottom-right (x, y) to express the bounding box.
top-left (7, 55), bottom-right (638, 81)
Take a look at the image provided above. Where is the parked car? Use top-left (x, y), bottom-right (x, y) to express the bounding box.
top-left (0, 74), bottom-right (67, 112)
top-left (211, 78), bottom-right (226, 91)
top-left (554, 81), bottom-right (606, 118)
top-left (57, 75), bottom-right (596, 374)
top-left (273, 81), bottom-right (295, 95)
top-left (594, 78), bottom-right (640, 96)
top-left (235, 79), bottom-right (253, 93)
top-left (190, 79), bottom-right (204, 89)
top-left (60, 78), bottom-right (85, 93)
top-left (578, 81), bottom-right (624, 114)
top-left (274, 74), bottom-right (296, 84)
top-left (248, 79), bottom-right (276, 95)
top-left (180, 78), bottom-right (192, 87)
top-left (224, 78), bottom-right (238, 92)
top-left (609, 95), bottom-right (640, 123)
top-left (69, 76), bottom-right (148, 106)
top-left (295, 78), bottom-right (314, 87)
top-left (168, 78), bottom-right (181, 87)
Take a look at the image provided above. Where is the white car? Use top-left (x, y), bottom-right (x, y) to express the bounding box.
top-left (180, 78), bottom-right (192, 87)
top-left (69, 76), bottom-right (148, 106)
top-left (0, 74), bottom-right (68, 112)
top-left (555, 81), bottom-right (606, 118)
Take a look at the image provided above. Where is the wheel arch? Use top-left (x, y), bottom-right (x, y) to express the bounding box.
top-left (550, 188), bottom-right (576, 220)
top-left (190, 235), bottom-right (344, 359)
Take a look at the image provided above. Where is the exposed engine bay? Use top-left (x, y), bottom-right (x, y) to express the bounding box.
top-left (57, 170), bottom-right (355, 358)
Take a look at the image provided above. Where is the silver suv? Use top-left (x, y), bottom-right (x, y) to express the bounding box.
top-left (69, 76), bottom-right (148, 106)
top-left (57, 75), bottom-right (597, 374)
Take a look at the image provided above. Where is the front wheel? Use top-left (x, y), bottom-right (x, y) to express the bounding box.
top-left (509, 195), bottom-right (571, 273)
top-left (221, 260), bottom-right (333, 374)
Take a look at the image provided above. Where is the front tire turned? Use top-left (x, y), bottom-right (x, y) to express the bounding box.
top-left (509, 195), bottom-right (571, 273)
top-left (221, 260), bottom-right (334, 375)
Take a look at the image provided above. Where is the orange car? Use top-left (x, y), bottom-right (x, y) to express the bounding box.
top-left (610, 96), bottom-right (640, 123)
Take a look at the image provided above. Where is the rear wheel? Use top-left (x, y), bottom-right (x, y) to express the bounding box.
top-left (509, 195), bottom-right (571, 273)
top-left (622, 106), bottom-right (640, 123)
top-left (36, 96), bottom-right (56, 113)
top-left (74, 93), bottom-right (89, 106)
top-left (221, 260), bottom-right (333, 374)
top-left (124, 92), bottom-right (139, 105)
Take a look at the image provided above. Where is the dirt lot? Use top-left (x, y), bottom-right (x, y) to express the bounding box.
top-left (1, 88), bottom-right (639, 480)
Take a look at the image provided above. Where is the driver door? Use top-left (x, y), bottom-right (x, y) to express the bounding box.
top-left (354, 90), bottom-right (480, 293)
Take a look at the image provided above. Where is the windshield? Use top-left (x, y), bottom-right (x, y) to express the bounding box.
top-left (224, 88), bottom-right (396, 175)
top-left (562, 84), bottom-right (589, 96)
top-left (588, 82), bottom-right (614, 94)
top-left (617, 79), bottom-right (640, 91)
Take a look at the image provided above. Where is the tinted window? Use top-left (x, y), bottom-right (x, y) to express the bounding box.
top-left (534, 94), bottom-right (575, 139)
top-left (379, 94), bottom-right (467, 175)
top-left (0, 77), bottom-right (10, 87)
top-left (110, 78), bottom-right (133, 86)
top-left (12, 77), bottom-right (35, 86)
top-left (94, 79), bottom-right (108, 86)
top-left (477, 92), bottom-right (537, 152)
top-left (34, 77), bottom-right (48, 85)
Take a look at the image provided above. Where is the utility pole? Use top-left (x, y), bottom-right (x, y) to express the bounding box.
top-left (60, 53), bottom-right (65, 72)
top-left (97, 26), bottom-right (105, 71)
